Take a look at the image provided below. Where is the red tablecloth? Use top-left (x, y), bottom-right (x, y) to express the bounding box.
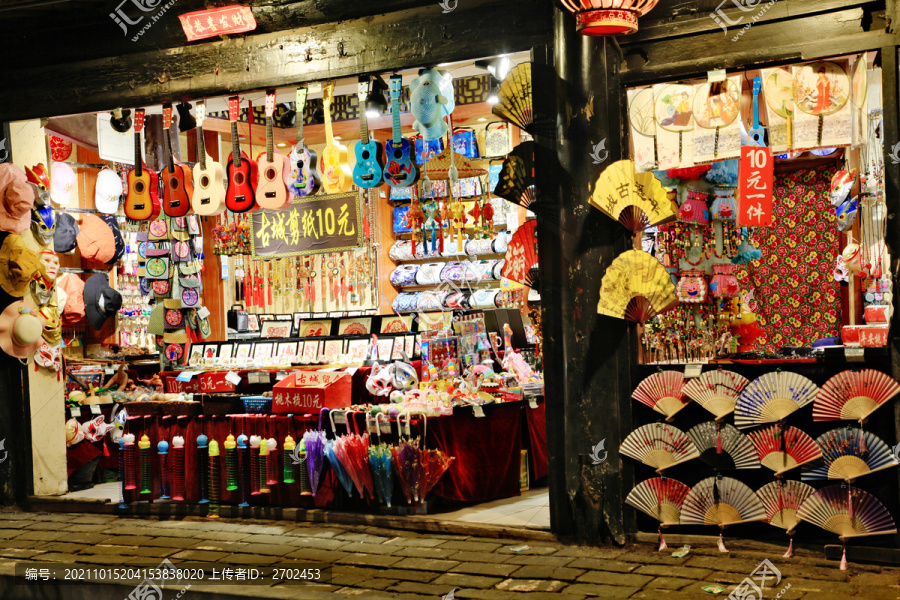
top-left (123, 399), bottom-right (546, 507)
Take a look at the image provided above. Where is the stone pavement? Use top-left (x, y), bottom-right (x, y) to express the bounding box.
top-left (0, 507), bottom-right (899, 599)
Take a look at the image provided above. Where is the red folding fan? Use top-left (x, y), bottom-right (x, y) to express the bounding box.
top-left (502, 220), bottom-right (539, 289)
top-left (747, 423), bottom-right (822, 476)
top-left (813, 369), bottom-right (900, 422)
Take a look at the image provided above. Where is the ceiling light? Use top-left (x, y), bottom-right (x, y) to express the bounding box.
top-left (487, 89), bottom-right (500, 105)
top-left (477, 117), bottom-right (487, 122)
top-left (364, 75), bottom-right (389, 120)
top-left (277, 142), bottom-right (287, 147)
top-left (475, 56), bottom-right (511, 81)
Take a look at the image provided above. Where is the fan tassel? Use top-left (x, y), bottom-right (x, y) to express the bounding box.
top-left (717, 531), bottom-right (728, 553)
top-left (840, 542), bottom-right (848, 571)
top-left (658, 526), bottom-right (667, 551)
top-left (858, 424), bottom-right (867, 455)
top-left (783, 537), bottom-right (794, 559)
top-left (716, 421), bottom-right (723, 454)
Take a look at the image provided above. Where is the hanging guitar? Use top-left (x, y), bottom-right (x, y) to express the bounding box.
top-left (256, 89), bottom-right (292, 209)
top-left (191, 101), bottom-right (226, 216)
top-left (124, 109), bottom-right (161, 221)
top-left (319, 82), bottom-right (352, 193)
top-left (289, 86), bottom-right (321, 197)
top-left (225, 96), bottom-right (259, 213)
top-left (383, 74), bottom-right (418, 188)
top-left (352, 76), bottom-right (385, 188)
top-left (748, 76), bottom-right (767, 147)
top-left (160, 103), bottom-right (194, 217)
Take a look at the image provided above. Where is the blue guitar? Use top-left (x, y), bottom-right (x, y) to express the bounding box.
top-left (383, 75), bottom-right (418, 188)
top-left (352, 77), bottom-right (385, 189)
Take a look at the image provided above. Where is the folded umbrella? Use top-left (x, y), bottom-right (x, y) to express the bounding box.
top-left (368, 413), bottom-right (394, 507)
top-left (302, 408), bottom-right (329, 497)
top-left (325, 410), bottom-right (354, 496)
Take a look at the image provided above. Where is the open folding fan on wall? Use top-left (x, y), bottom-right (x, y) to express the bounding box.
top-left (680, 476), bottom-right (767, 551)
top-left (747, 423), bottom-right (822, 476)
top-left (492, 62), bottom-right (532, 132)
top-left (625, 477), bottom-right (690, 550)
top-left (687, 422), bottom-right (761, 470)
top-left (813, 369), bottom-right (900, 422)
top-left (492, 141), bottom-right (535, 209)
top-left (756, 480), bottom-right (817, 557)
top-left (620, 423), bottom-right (699, 471)
top-left (682, 369), bottom-right (750, 420)
top-left (589, 160), bottom-right (676, 232)
top-left (796, 485), bottom-right (897, 569)
top-left (734, 372), bottom-right (819, 429)
top-left (632, 370), bottom-right (690, 421)
top-left (801, 427), bottom-right (899, 482)
top-left (501, 219), bottom-right (539, 289)
top-left (597, 250), bottom-right (678, 323)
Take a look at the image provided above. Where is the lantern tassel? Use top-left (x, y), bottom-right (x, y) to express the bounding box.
top-left (783, 537), bottom-right (794, 559)
top-left (840, 541), bottom-right (848, 571)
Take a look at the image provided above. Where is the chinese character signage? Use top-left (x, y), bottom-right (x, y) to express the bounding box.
top-left (737, 146), bottom-right (774, 227)
top-left (251, 192), bottom-right (363, 259)
top-left (178, 5), bottom-right (256, 42)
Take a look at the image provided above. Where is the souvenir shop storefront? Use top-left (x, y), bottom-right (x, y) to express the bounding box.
top-left (0, 0), bottom-right (554, 528)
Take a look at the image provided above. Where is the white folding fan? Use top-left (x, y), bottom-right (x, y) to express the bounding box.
top-left (682, 369), bottom-right (749, 420)
top-left (681, 476), bottom-right (767, 551)
top-left (626, 476), bottom-right (690, 551)
top-left (620, 423), bottom-right (700, 472)
top-left (735, 371), bottom-right (819, 429)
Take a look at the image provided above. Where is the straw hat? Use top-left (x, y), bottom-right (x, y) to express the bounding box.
top-left (0, 234), bottom-right (41, 298)
top-left (0, 164), bottom-right (37, 234)
top-left (0, 300), bottom-right (47, 358)
top-left (66, 418), bottom-right (85, 447)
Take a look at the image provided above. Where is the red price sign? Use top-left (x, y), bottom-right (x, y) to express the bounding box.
top-left (737, 146), bottom-right (774, 227)
top-left (178, 5), bottom-right (256, 42)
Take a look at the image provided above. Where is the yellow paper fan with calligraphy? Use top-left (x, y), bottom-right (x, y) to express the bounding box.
top-left (589, 160), bottom-right (675, 232)
top-left (597, 249), bottom-right (678, 323)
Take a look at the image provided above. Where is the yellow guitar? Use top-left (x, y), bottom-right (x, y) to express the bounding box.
top-left (319, 82), bottom-right (352, 193)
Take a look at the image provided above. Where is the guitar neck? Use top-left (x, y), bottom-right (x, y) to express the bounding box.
top-left (324, 101), bottom-right (335, 145)
top-left (359, 108), bottom-right (370, 145)
top-left (197, 126), bottom-right (207, 170)
top-left (753, 94), bottom-right (760, 126)
top-left (266, 116), bottom-right (274, 162)
top-left (163, 128), bottom-right (174, 172)
top-left (134, 131), bottom-right (143, 177)
top-left (391, 93), bottom-right (402, 142)
top-left (231, 121), bottom-right (242, 167)
top-left (297, 105), bottom-right (304, 145)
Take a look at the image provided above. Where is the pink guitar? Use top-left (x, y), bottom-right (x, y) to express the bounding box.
top-left (255, 89), bottom-right (292, 209)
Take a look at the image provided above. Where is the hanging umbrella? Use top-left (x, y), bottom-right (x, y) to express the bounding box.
top-left (392, 411), bottom-right (421, 504)
top-left (325, 409), bottom-right (354, 496)
top-left (335, 410), bottom-right (375, 499)
top-left (410, 413), bottom-right (455, 502)
top-left (368, 413), bottom-right (393, 507)
top-left (302, 408), bottom-right (329, 497)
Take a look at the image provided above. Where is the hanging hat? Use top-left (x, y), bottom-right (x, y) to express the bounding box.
top-left (76, 214), bottom-right (115, 263)
top-left (50, 162), bottom-right (76, 206)
top-left (66, 418), bottom-right (85, 447)
top-left (100, 214), bottom-right (125, 264)
top-left (0, 164), bottom-right (37, 234)
top-left (95, 169), bottom-right (123, 214)
top-left (54, 213), bottom-right (80, 254)
top-left (0, 234), bottom-right (41, 297)
top-left (57, 272), bottom-right (86, 326)
top-left (0, 300), bottom-right (47, 358)
top-left (83, 273), bottom-right (122, 330)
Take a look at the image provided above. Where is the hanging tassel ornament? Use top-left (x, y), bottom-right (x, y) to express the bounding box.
top-left (858, 422), bottom-right (867, 455)
top-left (731, 228), bottom-right (762, 264)
top-left (716, 421), bottom-right (723, 454)
top-left (840, 539), bottom-right (848, 571)
top-left (658, 525), bottom-right (668, 551)
top-left (784, 530), bottom-right (795, 558)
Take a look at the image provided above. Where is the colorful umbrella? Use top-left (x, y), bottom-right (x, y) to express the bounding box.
top-left (392, 411), bottom-right (421, 504)
top-left (335, 410), bottom-right (375, 499)
top-left (408, 412), bottom-right (454, 502)
top-left (325, 409), bottom-right (354, 496)
top-left (302, 408), bottom-right (329, 497)
top-left (368, 413), bottom-right (394, 507)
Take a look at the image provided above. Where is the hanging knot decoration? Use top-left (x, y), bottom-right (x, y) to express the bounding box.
top-left (557, 0), bottom-right (661, 36)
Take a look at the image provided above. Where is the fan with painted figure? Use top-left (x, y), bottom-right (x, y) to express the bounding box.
top-left (492, 141), bottom-right (535, 209)
top-left (492, 62), bottom-right (532, 133)
top-left (501, 220), bottom-right (539, 290)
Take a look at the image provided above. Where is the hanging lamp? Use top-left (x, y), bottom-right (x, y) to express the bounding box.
top-left (557, 0), bottom-right (661, 36)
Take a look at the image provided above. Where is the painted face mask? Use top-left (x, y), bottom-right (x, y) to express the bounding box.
top-left (835, 196), bottom-right (858, 232)
top-left (830, 169), bottom-right (856, 207)
top-left (39, 305), bottom-right (61, 345)
top-left (30, 271), bottom-right (55, 306)
top-left (39, 250), bottom-right (59, 281)
top-left (25, 164), bottom-right (51, 206)
top-left (31, 204), bottom-right (56, 246)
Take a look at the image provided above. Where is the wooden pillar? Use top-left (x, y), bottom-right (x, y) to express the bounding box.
top-left (535, 10), bottom-right (635, 544)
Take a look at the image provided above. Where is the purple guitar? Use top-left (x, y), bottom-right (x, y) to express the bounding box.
top-left (383, 75), bottom-right (418, 188)
top-left (289, 86), bottom-right (321, 197)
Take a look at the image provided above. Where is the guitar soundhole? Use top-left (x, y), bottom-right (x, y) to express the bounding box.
top-left (297, 159), bottom-right (305, 169)
top-left (393, 149), bottom-right (402, 159)
top-left (362, 150), bottom-right (370, 160)
top-left (168, 178), bottom-right (179, 190)
top-left (265, 167), bottom-right (276, 181)
top-left (134, 181), bottom-right (145, 193)
top-left (200, 175), bottom-right (210, 188)
top-left (234, 172), bottom-right (245, 186)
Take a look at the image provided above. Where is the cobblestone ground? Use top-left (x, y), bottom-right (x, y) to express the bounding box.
top-left (0, 508), bottom-right (898, 599)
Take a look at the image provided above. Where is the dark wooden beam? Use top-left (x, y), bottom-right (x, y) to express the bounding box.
top-left (0, 0), bottom-right (551, 122)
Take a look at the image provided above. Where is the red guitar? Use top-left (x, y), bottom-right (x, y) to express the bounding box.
top-left (225, 96), bottom-right (259, 213)
top-left (124, 109), bottom-right (161, 221)
top-left (160, 103), bottom-right (194, 217)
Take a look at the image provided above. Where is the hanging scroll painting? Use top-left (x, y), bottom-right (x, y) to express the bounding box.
top-left (692, 76), bottom-right (742, 164)
top-left (791, 60), bottom-right (852, 150)
top-left (654, 83), bottom-right (695, 170)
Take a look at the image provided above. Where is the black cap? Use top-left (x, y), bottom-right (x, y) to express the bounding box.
top-left (84, 273), bottom-right (122, 330)
top-left (54, 213), bottom-right (79, 254)
top-left (100, 214), bottom-right (125, 264)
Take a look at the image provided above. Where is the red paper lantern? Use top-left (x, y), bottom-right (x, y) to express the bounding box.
top-left (558, 0), bottom-right (660, 36)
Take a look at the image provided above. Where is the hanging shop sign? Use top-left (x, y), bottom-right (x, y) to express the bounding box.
top-left (178, 5), bottom-right (256, 42)
top-left (737, 146), bottom-right (774, 227)
top-left (251, 191), bottom-right (363, 259)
